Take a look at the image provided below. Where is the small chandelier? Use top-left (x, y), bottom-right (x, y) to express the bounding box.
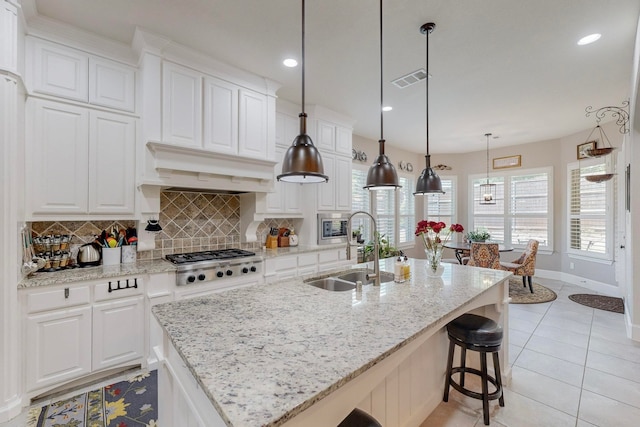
top-left (479, 133), bottom-right (496, 205)
top-left (364, 0), bottom-right (400, 190)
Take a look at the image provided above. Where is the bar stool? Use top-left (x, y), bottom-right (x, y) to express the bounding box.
top-left (337, 408), bottom-right (382, 427)
top-left (443, 313), bottom-right (504, 425)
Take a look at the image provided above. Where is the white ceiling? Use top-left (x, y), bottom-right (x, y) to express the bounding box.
top-left (28, 0), bottom-right (640, 153)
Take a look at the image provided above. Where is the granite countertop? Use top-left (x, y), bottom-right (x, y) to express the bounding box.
top-left (152, 258), bottom-right (512, 427)
top-left (18, 259), bottom-right (176, 288)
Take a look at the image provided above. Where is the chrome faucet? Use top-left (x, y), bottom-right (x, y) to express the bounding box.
top-left (346, 211), bottom-right (380, 286)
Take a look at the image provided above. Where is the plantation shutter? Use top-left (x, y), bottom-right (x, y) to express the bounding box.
top-left (569, 163), bottom-right (607, 254)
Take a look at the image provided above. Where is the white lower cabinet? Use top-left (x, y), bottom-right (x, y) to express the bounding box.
top-left (92, 295), bottom-right (144, 371)
top-left (25, 305), bottom-right (92, 392)
top-left (265, 249), bottom-right (354, 283)
top-left (22, 277), bottom-right (145, 395)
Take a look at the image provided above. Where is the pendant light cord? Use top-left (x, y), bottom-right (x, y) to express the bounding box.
top-left (301, 0), bottom-right (306, 115)
top-left (485, 133), bottom-right (490, 184)
top-left (379, 0), bottom-right (383, 141)
top-left (425, 23), bottom-right (429, 161)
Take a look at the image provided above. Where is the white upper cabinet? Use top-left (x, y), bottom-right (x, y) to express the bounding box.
top-left (317, 153), bottom-right (336, 211)
top-left (88, 110), bottom-right (136, 214)
top-left (27, 99), bottom-right (89, 215)
top-left (89, 57), bottom-right (135, 112)
top-left (164, 66), bottom-right (270, 160)
top-left (309, 109), bottom-right (353, 212)
top-left (317, 153), bottom-right (352, 212)
top-left (238, 89), bottom-right (268, 159)
top-left (336, 126), bottom-right (352, 156)
top-left (203, 76), bottom-right (238, 154)
top-left (162, 61), bottom-right (203, 147)
top-left (27, 99), bottom-right (136, 218)
top-left (335, 155), bottom-right (352, 211)
top-left (28, 37), bottom-right (88, 102)
top-left (26, 37), bottom-right (135, 112)
top-left (316, 119), bottom-right (352, 156)
top-left (316, 120), bottom-right (336, 152)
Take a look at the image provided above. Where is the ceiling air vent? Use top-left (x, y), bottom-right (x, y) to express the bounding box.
top-left (391, 68), bottom-right (428, 88)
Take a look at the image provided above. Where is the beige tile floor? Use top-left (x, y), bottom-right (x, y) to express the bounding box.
top-left (3, 278), bottom-right (637, 427)
top-left (422, 277), bottom-right (640, 427)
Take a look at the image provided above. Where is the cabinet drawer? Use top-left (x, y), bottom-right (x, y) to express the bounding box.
top-left (27, 286), bottom-right (91, 314)
top-left (94, 278), bottom-right (143, 302)
top-left (272, 255), bottom-right (297, 271)
top-left (318, 250), bottom-right (340, 264)
top-left (298, 253), bottom-right (317, 267)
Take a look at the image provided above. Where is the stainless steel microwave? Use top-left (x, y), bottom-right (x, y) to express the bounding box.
top-left (317, 213), bottom-right (350, 245)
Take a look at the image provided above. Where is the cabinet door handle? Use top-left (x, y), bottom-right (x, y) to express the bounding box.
top-left (134, 278), bottom-right (138, 288)
top-left (64, 288), bottom-right (69, 299)
top-left (108, 281), bottom-right (113, 292)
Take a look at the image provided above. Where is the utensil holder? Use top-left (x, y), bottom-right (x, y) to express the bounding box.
top-left (121, 245), bottom-right (137, 264)
top-left (102, 247), bottom-right (121, 266)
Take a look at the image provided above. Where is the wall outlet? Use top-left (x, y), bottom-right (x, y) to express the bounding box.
top-left (570, 262), bottom-right (574, 269)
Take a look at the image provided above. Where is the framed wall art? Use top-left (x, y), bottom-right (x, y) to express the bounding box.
top-left (577, 141), bottom-right (596, 160)
top-left (492, 155), bottom-right (521, 169)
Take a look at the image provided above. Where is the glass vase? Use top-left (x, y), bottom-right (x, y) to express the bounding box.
top-left (424, 247), bottom-right (444, 277)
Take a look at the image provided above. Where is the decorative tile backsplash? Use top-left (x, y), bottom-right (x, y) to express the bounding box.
top-left (30, 190), bottom-right (296, 261)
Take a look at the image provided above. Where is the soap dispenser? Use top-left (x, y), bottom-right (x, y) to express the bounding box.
top-left (394, 257), bottom-right (405, 283)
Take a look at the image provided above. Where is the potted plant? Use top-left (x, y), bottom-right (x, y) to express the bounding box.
top-left (352, 225), bottom-right (365, 244)
top-left (466, 229), bottom-right (491, 243)
top-left (363, 231), bottom-right (401, 261)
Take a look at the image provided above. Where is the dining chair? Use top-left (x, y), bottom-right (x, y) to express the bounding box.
top-left (500, 239), bottom-right (539, 293)
top-left (466, 243), bottom-right (501, 269)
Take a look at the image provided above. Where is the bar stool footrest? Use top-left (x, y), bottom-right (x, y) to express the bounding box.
top-left (448, 366), bottom-right (502, 401)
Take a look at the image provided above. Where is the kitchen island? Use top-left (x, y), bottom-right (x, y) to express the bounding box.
top-left (152, 258), bottom-right (512, 427)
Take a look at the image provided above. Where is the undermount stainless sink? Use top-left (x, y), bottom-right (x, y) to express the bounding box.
top-left (337, 270), bottom-right (394, 285)
top-left (305, 269), bottom-right (395, 291)
top-left (306, 277), bottom-right (356, 292)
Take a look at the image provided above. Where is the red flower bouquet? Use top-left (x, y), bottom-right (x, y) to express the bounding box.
top-left (415, 221), bottom-right (464, 274)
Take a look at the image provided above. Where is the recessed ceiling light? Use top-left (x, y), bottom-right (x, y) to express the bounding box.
top-left (382, 106), bottom-right (393, 112)
top-left (283, 58), bottom-right (298, 67)
top-left (577, 33), bottom-right (601, 45)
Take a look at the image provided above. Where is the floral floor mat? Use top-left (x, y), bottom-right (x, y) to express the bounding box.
top-left (27, 370), bottom-right (157, 427)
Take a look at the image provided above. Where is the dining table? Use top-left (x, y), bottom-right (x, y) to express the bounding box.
top-left (444, 241), bottom-right (514, 264)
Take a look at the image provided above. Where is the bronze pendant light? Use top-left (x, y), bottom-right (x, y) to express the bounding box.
top-left (364, 0), bottom-right (400, 191)
top-left (414, 22), bottom-right (444, 195)
top-left (479, 133), bottom-right (497, 204)
top-left (277, 0), bottom-right (328, 184)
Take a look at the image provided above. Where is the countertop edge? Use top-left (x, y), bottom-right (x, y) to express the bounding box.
top-left (18, 259), bottom-right (177, 288)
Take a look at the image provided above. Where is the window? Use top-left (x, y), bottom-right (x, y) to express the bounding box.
top-left (397, 175), bottom-right (415, 245)
top-left (351, 168), bottom-right (415, 248)
top-left (424, 176), bottom-right (457, 225)
top-left (567, 160), bottom-right (613, 260)
top-left (470, 168), bottom-right (552, 250)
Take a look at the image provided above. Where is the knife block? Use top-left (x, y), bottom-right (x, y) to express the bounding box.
top-left (266, 235), bottom-right (278, 249)
top-left (277, 236), bottom-right (290, 247)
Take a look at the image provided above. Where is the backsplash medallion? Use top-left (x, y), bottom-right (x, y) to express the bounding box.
top-left (31, 191), bottom-right (296, 262)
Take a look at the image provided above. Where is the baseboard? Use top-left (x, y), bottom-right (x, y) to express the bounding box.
top-left (625, 311), bottom-right (640, 341)
top-left (535, 269), bottom-right (620, 297)
top-left (0, 396), bottom-right (23, 423)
